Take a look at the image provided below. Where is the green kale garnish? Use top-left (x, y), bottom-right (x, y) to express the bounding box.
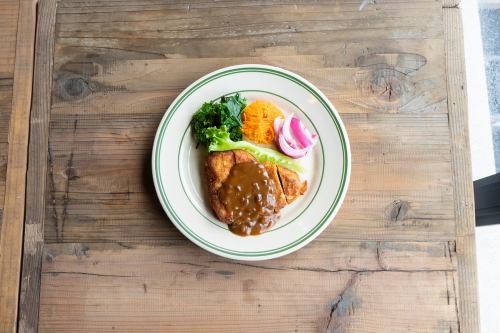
top-left (191, 93), bottom-right (246, 147)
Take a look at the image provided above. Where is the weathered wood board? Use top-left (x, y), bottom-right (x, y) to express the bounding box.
top-left (45, 0), bottom-right (454, 245)
top-left (0, 0), bottom-right (479, 332)
top-left (0, 0), bottom-right (20, 225)
top-left (0, 0), bottom-right (36, 332)
top-left (38, 240), bottom-right (460, 333)
top-left (0, 1), bottom-right (21, 330)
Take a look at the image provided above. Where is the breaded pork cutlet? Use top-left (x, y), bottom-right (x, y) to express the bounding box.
top-left (276, 165), bottom-right (308, 204)
top-left (205, 150), bottom-right (306, 225)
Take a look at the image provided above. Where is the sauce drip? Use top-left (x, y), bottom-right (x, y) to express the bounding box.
top-left (218, 162), bottom-right (277, 236)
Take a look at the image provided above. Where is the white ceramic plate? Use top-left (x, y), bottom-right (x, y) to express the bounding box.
top-left (152, 64), bottom-right (351, 261)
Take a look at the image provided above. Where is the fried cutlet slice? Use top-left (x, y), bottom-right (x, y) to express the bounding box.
top-left (205, 150), bottom-right (257, 224)
top-left (233, 149), bottom-right (256, 163)
top-left (206, 150), bottom-right (307, 223)
top-left (264, 162), bottom-right (287, 209)
top-left (277, 165), bottom-right (308, 204)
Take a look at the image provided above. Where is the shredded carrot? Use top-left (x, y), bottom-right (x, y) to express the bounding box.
top-left (242, 100), bottom-right (284, 144)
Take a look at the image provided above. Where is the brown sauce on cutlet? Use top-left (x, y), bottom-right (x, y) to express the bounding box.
top-left (218, 161), bottom-right (277, 236)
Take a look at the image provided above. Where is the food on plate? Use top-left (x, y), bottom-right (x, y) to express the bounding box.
top-left (264, 162), bottom-right (287, 209)
top-left (205, 150), bottom-right (258, 224)
top-left (205, 150), bottom-right (305, 236)
top-left (274, 114), bottom-right (318, 158)
top-left (206, 150), bottom-right (278, 236)
top-left (191, 94), bottom-right (315, 236)
top-left (191, 93), bottom-right (246, 147)
top-left (242, 100), bottom-right (284, 144)
top-left (204, 126), bottom-right (303, 173)
top-left (276, 165), bottom-right (307, 204)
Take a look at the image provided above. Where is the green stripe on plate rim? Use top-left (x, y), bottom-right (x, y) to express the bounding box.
top-left (154, 66), bottom-right (348, 257)
top-left (177, 89), bottom-right (325, 232)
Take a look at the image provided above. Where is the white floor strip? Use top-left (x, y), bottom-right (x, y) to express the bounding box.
top-left (476, 225), bottom-right (500, 333)
top-left (462, 2), bottom-right (499, 332)
top-left (462, 0), bottom-right (496, 180)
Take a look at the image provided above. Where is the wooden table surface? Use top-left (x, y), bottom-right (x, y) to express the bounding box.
top-left (0, 0), bottom-right (480, 332)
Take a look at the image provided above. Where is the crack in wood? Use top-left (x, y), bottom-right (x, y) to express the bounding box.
top-left (215, 270), bottom-right (235, 277)
top-left (386, 200), bottom-right (410, 222)
top-left (61, 119), bottom-right (79, 242)
top-left (451, 273), bottom-right (461, 333)
top-left (326, 295), bottom-right (343, 332)
top-left (207, 261), bottom-right (287, 271)
top-left (208, 260), bottom-right (455, 274)
top-left (47, 144), bottom-right (60, 242)
top-left (127, 179), bottom-right (130, 201)
top-left (65, 44), bottom-right (168, 58)
top-left (445, 272), bottom-right (451, 305)
top-left (326, 273), bottom-right (359, 332)
top-left (42, 271), bottom-right (135, 278)
top-left (447, 241), bottom-right (454, 264)
top-left (162, 261), bottom-right (210, 269)
top-left (115, 241), bottom-right (135, 250)
top-left (61, 151), bottom-right (73, 240)
top-left (376, 242), bottom-right (388, 270)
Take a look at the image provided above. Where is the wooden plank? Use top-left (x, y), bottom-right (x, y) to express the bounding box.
top-left (443, 6), bottom-right (480, 333)
top-left (0, 0), bottom-right (19, 76)
top-left (0, 0), bottom-right (21, 329)
top-left (55, 0), bottom-right (440, 11)
top-left (51, 48), bottom-right (447, 115)
top-left (0, 0), bottom-right (20, 227)
top-left (30, 0), bottom-right (479, 330)
top-left (18, 0), bottom-right (58, 332)
top-left (44, 0), bottom-right (453, 244)
top-left (0, 0), bottom-right (37, 331)
top-left (51, 0), bottom-right (446, 115)
top-left (38, 240), bottom-right (459, 332)
top-left (43, 113), bottom-right (455, 243)
top-left (0, 116), bottom-right (10, 207)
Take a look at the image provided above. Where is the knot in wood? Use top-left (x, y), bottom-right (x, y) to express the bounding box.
top-left (64, 166), bottom-right (79, 180)
top-left (371, 68), bottom-right (405, 104)
top-left (355, 53), bottom-right (426, 108)
top-left (386, 200), bottom-right (409, 222)
top-left (56, 73), bottom-right (92, 101)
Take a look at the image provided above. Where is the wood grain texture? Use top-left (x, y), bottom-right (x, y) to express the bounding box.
top-left (0, 1), bottom-right (21, 330)
top-left (0, 1), bottom-right (20, 328)
top-left (45, 0), bottom-right (454, 245)
top-left (0, 0), bottom-right (20, 227)
top-left (19, 0), bottom-right (58, 332)
top-left (38, 241), bottom-right (460, 333)
top-left (0, 0), bottom-right (19, 75)
top-left (0, 0), bottom-right (36, 331)
top-left (443, 6), bottom-right (480, 333)
top-left (18, 0), bottom-right (478, 331)
top-left (44, 112), bottom-right (455, 243)
top-left (0, 113), bottom-right (11, 216)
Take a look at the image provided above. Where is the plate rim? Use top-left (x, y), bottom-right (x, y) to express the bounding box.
top-left (152, 64), bottom-right (351, 261)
